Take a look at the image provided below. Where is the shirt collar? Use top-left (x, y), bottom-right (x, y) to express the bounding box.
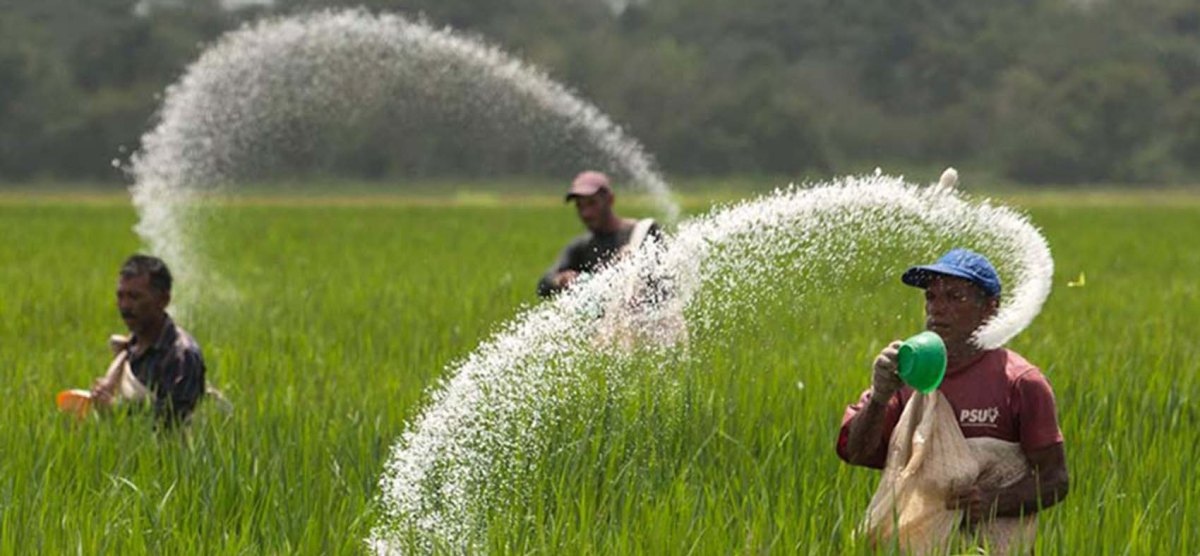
top-left (946, 348), bottom-right (994, 377)
top-left (129, 314), bottom-right (177, 354)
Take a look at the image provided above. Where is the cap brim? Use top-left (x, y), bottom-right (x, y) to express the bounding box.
top-left (564, 187), bottom-right (605, 202)
top-left (901, 263), bottom-right (978, 289)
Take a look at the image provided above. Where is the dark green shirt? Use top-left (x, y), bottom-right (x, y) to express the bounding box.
top-left (537, 220), bottom-right (662, 298)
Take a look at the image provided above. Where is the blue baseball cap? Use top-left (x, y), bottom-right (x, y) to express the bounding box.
top-left (901, 248), bottom-right (1002, 297)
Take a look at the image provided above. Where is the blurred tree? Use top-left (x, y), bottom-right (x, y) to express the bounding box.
top-left (0, 0), bottom-right (234, 180)
top-left (1170, 88), bottom-right (1200, 170)
top-left (991, 68), bottom-right (1078, 183)
top-left (0, 12), bottom-right (81, 178)
top-left (1053, 63), bottom-right (1170, 182)
top-left (1, 0), bottom-right (1199, 184)
top-left (995, 62), bottom-right (1172, 183)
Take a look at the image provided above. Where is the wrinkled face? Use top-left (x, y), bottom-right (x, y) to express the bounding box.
top-left (573, 192), bottom-right (612, 233)
top-left (923, 275), bottom-right (998, 349)
top-left (117, 273), bottom-right (169, 333)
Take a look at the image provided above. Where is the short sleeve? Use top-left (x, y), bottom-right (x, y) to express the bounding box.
top-left (154, 347), bottom-right (206, 426)
top-left (1013, 370), bottom-right (1064, 453)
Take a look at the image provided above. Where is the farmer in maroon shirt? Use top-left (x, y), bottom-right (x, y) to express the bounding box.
top-left (837, 248), bottom-right (1069, 524)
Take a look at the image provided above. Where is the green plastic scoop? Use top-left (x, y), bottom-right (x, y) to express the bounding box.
top-left (897, 331), bottom-right (947, 394)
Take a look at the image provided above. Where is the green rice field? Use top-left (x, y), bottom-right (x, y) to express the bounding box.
top-left (0, 189), bottom-right (1196, 554)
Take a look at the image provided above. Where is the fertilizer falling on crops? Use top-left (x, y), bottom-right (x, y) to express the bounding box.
top-left (128, 9), bottom-right (678, 308)
top-left (118, 9), bottom-right (1055, 552)
top-left (369, 173), bottom-right (1054, 553)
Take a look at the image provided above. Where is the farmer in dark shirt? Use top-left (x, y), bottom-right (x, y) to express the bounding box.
top-left (91, 255), bottom-right (206, 425)
top-left (537, 171), bottom-right (660, 298)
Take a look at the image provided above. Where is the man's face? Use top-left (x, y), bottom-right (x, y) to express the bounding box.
top-left (923, 275), bottom-right (998, 349)
top-left (573, 192), bottom-right (612, 233)
top-left (117, 273), bottom-right (168, 333)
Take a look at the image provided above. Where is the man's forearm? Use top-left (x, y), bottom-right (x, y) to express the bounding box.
top-left (844, 393), bottom-right (892, 465)
top-left (98, 351), bottom-right (129, 386)
top-left (992, 468), bottom-right (1069, 517)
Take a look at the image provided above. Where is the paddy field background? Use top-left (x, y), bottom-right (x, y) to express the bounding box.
top-left (0, 185), bottom-right (1196, 554)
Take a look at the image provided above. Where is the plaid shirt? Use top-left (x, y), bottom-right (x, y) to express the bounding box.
top-left (126, 316), bottom-right (206, 425)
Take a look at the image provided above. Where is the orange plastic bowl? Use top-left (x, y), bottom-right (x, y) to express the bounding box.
top-left (56, 389), bottom-right (93, 420)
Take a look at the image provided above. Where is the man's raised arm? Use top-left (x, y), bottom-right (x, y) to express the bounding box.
top-left (839, 341), bottom-right (904, 467)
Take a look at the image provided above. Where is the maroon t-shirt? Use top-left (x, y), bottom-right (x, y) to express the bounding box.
top-left (837, 348), bottom-right (1064, 469)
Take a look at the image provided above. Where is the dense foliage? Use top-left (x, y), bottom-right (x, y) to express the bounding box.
top-left (3, 0), bottom-right (1199, 184)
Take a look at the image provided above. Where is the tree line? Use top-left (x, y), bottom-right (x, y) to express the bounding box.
top-left (2, 0), bottom-right (1199, 185)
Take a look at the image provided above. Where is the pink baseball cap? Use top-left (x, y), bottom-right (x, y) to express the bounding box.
top-left (565, 171), bottom-right (612, 201)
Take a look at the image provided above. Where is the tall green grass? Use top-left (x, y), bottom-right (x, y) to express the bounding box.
top-left (0, 194), bottom-right (1196, 554)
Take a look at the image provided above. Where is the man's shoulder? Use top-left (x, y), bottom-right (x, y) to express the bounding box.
top-left (566, 231), bottom-right (595, 247)
top-left (641, 218), bottom-right (663, 235)
top-left (168, 322), bottom-right (205, 359)
top-left (626, 217), bottom-right (658, 229)
top-left (998, 348), bottom-right (1051, 386)
top-left (566, 232), bottom-right (594, 249)
top-left (962, 348), bottom-right (1042, 383)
